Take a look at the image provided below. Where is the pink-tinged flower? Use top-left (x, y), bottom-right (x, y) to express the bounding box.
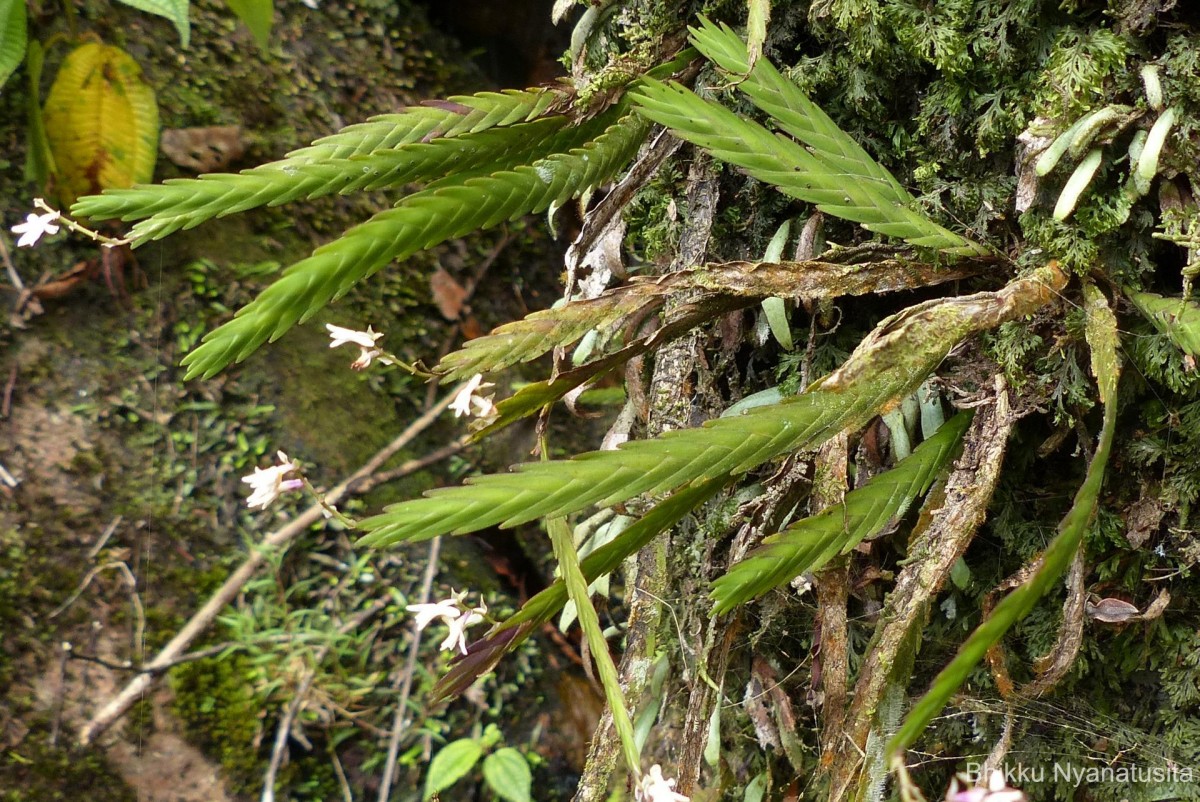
top-left (636, 765), bottom-right (688, 802)
top-left (406, 590), bottom-right (487, 654)
top-left (450, 374), bottom-right (497, 419)
top-left (946, 770), bottom-right (1025, 802)
top-left (241, 451), bottom-right (303, 509)
top-left (12, 207), bottom-right (61, 247)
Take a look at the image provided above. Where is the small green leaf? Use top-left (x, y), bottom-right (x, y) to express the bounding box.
top-left (116, 0), bottom-right (191, 47)
top-left (0, 0), bottom-right (26, 89)
top-left (949, 556), bottom-right (971, 590)
top-left (224, 0), bottom-right (273, 52)
top-left (744, 773), bottom-right (768, 802)
top-left (482, 748), bottom-right (532, 802)
top-left (425, 739), bottom-right (484, 800)
top-left (1128, 290), bottom-right (1200, 358)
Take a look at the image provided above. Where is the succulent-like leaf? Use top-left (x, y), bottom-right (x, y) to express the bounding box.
top-left (358, 266), bottom-right (1065, 548)
top-left (438, 257), bottom-right (985, 380)
top-left (711, 411), bottom-right (970, 614)
top-left (887, 282), bottom-right (1118, 758)
top-left (44, 43), bottom-right (159, 207)
top-left (73, 87), bottom-right (570, 234)
top-left (1128, 290), bottom-right (1200, 357)
top-left (631, 29), bottom-right (987, 256)
top-left (180, 112), bottom-right (650, 379)
top-left (0, 0), bottom-right (25, 89)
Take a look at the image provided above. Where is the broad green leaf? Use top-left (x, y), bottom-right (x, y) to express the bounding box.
top-left (711, 411), bottom-right (970, 613)
top-left (887, 285), bottom-right (1119, 759)
top-left (360, 266), bottom-right (1065, 549)
top-left (224, 0), bottom-right (273, 52)
top-left (44, 44), bottom-right (158, 207)
top-left (116, 0), bottom-right (190, 47)
top-left (1128, 290), bottom-right (1200, 358)
top-left (0, 0), bottom-right (26, 89)
top-left (424, 738), bottom-right (484, 800)
top-left (482, 749), bottom-right (533, 802)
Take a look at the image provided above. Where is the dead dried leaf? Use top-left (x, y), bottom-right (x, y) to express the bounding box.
top-left (1085, 596), bottom-right (1141, 623)
top-left (430, 268), bottom-right (468, 321)
top-left (160, 126), bottom-right (245, 172)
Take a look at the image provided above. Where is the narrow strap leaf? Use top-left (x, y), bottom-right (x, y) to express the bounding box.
top-left (180, 112), bottom-right (650, 379)
top-left (438, 257), bottom-right (985, 380)
top-left (72, 86), bottom-right (565, 225)
top-left (432, 478), bottom-right (724, 700)
top-left (630, 80), bottom-right (987, 256)
top-left (887, 282), bottom-right (1119, 759)
top-left (547, 515), bottom-right (641, 774)
top-left (357, 266), bottom-right (1065, 548)
top-left (1127, 290), bottom-right (1200, 358)
top-left (711, 411), bottom-right (971, 614)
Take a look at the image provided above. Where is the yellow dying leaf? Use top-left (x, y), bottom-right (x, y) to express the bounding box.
top-left (44, 42), bottom-right (158, 207)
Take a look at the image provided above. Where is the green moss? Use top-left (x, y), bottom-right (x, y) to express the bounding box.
top-left (169, 654), bottom-right (264, 792)
top-left (0, 728), bottom-right (135, 802)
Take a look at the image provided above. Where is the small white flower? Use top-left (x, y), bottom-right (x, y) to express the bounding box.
top-left (406, 591), bottom-right (487, 655)
top-left (451, 374), bottom-right (496, 418)
top-left (636, 765), bottom-right (688, 802)
top-left (241, 450), bottom-right (303, 509)
top-left (326, 323), bottom-right (383, 350)
top-left (12, 206), bottom-right (61, 247)
top-left (327, 324), bottom-right (390, 371)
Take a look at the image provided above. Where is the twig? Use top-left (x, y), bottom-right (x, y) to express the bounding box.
top-left (0, 233), bottom-right (23, 291)
top-left (378, 535), bottom-right (442, 802)
top-left (48, 561), bottom-right (145, 661)
top-left (2, 363), bottom-right (17, 418)
top-left (0, 461), bottom-right (17, 489)
top-left (78, 390), bottom-right (460, 745)
top-left (86, 516), bottom-right (123, 560)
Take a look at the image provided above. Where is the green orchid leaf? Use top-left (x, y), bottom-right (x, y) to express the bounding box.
top-left (711, 411), bottom-right (970, 613)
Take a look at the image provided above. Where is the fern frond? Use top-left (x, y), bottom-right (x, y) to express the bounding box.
top-left (73, 116), bottom-right (594, 243)
top-left (358, 266), bottom-right (1065, 548)
top-left (630, 82), bottom-right (986, 256)
top-left (1128, 290), bottom-right (1200, 357)
top-left (887, 282), bottom-right (1119, 758)
top-left (72, 87), bottom-right (565, 227)
top-left (181, 112), bottom-right (650, 379)
top-left (689, 17), bottom-right (909, 205)
top-left (438, 257), bottom-right (985, 380)
top-left (432, 478), bottom-right (725, 699)
top-left (711, 411), bottom-right (970, 614)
